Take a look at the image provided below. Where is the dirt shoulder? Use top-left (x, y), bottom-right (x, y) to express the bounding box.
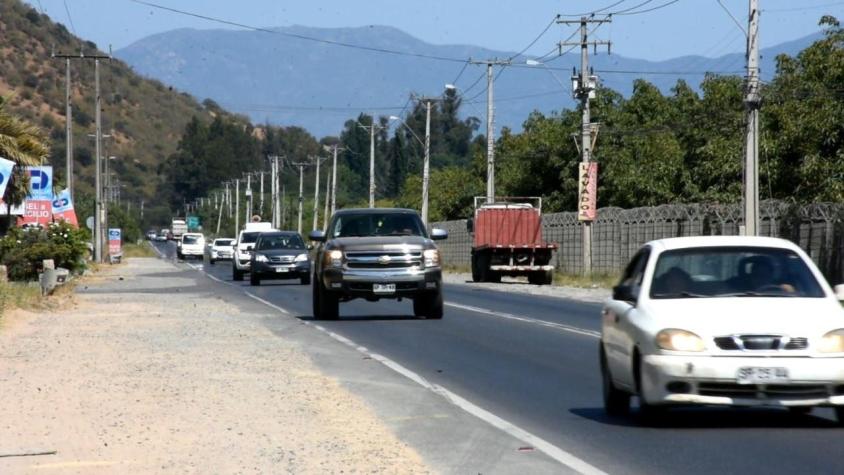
top-left (442, 272), bottom-right (611, 304)
top-left (0, 258), bottom-right (429, 473)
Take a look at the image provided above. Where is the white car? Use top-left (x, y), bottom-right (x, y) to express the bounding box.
top-left (600, 236), bottom-right (844, 423)
top-left (207, 238), bottom-right (235, 264)
top-left (232, 222), bottom-right (278, 281)
top-left (177, 233), bottom-right (205, 260)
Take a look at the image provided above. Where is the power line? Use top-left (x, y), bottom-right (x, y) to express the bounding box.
top-left (449, 60), bottom-right (470, 88)
top-left (612, 0), bottom-right (683, 16)
top-left (715, 0), bottom-right (748, 37)
top-left (509, 15), bottom-right (561, 60)
top-left (559, 0), bottom-right (630, 17)
top-left (763, 1), bottom-right (844, 12)
top-left (129, 0), bottom-right (467, 64)
top-left (459, 69), bottom-right (488, 96)
top-left (62, 0), bottom-right (78, 38)
top-left (607, 0), bottom-right (655, 14)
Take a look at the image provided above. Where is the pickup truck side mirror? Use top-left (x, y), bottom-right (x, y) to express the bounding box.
top-left (612, 284), bottom-right (639, 304)
top-left (430, 228), bottom-right (448, 241)
top-left (309, 230), bottom-right (326, 242)
top-left (835, 284), bottom-right (844, 302)
top-left (466, 218), bottom-right (474, 233)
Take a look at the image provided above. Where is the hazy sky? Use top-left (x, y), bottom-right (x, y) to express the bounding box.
top-left (26, 0), bottom-right (840, 60)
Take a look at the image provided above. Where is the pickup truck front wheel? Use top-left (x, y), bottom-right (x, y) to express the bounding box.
top-left (413, 290), bottom-right (443, 319)
top-left (313, 276), bottom-right (339, 320)
top-left (233, 266), bottom-right (244, 281)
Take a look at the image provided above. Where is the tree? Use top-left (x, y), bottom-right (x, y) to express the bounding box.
top-left (0, 95), bottom-right (49, 213)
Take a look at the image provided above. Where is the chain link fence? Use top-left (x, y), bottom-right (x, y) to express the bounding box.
top-left (433, 200), bottom-right (844, 283)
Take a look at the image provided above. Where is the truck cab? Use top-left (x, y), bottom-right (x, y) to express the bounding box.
top-left (232, 222), bottom-right (278, 281)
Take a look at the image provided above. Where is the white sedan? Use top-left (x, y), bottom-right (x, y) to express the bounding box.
top-left (600, 236), bottom-right (844, 422)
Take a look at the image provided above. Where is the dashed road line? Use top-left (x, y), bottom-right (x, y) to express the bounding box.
top-left (445, 302), bottom-right (600, 339)
top-left (244, 292), bottom-right (290, 315)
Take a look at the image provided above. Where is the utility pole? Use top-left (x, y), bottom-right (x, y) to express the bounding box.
top-left (234, 179), bottom-right (240, 237)
top-left (358, 120), bottom-right (384, 207)
top-left (744, 0), bottom-right (761, 236)
top-left (323, 164), bottom-right (331, 231)
top-left (310, 155), bottom-right (327, 231)
top-left (470, 59), bottom-right (511, 204)
top-left (330, 145), bottom-right (339, 216)
top-left (560, 16), bottom-right (611, 276)
top-left (291, 161), bottom-right (310, 235)
top-left (243, 173), bottom-right (253, 225)
top-left (423, 100), bottom-right (432, 225)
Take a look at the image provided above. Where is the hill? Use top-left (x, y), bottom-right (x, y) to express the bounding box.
top-left (116, 23), bottom-right (822, 137)
top-left (0, 0), bottom-right (245, 206)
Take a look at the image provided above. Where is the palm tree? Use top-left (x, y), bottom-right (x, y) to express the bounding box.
top-left (0, 95), bottom-right (50, 211)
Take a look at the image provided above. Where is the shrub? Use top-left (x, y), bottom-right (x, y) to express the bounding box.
top-left (0, 222), bottom-right (89, 281)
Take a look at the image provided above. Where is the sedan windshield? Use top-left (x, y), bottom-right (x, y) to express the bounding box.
top-left (650, 246), bottom-right (825, 299)
top-left (329, 213), bottom-right (425, 238)
top-left (257, 234), bottom-right (305, 250)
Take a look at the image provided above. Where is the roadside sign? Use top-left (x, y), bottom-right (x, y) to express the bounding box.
top-left (86, 216), bottom-right (94, 230)
top-left (108, 228), bottom-right (122, 256)
top-left (577, 162), bottom-right (598, 222)
top-left (187, 215), bottom-right (200, 230)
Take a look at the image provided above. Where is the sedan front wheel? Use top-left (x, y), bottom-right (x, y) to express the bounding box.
top-left (601, 345), bottom-right (630, 417)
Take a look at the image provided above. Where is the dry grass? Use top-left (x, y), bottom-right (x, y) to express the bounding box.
top-left (0, 281), bottom-right (42, 320)
top-left (123, 242), bottom-right (157, 258)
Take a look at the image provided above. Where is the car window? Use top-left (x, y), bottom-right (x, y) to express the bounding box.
top-left (619, 248), bottom-right (650, 288)
top-left (650, 246), bottom-right (825, 299)
top-left (182, 236), bottom-right (200, 244)
top-left (240, 232), bottom-right (260, 244)
top-left (329, 213), bottom-right (425, 238)
top-left (257, 234), bottom-right (305, 250)
top-left (215, 239), bottom-right (234, 246)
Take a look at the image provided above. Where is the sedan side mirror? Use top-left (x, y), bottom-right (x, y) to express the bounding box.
top-left (309, 230), bottom-right (326, 242)
top-left (835, 284), bottom-right (844, 302)
top-left (430, 228), bottom-right (448, 241)
top-left (612, 284), bottom-right (639, 304)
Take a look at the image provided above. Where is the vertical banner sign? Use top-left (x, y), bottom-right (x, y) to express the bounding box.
top-left (18, 166), bottom-right (54, 226)
top-left (577, 162), bottom-right (598, 222)
top-left (51, 188), bottom-right (79, 227)
top-left (108, 228), bottom-right (122, 256)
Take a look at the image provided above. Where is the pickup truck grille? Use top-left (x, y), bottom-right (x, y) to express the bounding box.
top-left (345, 251), bottom-right (422, 269)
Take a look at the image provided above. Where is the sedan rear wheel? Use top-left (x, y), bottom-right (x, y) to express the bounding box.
top-left (835, 407), bottom-right (844, 426)
top-left (601, 346), bottom-right (630, 417)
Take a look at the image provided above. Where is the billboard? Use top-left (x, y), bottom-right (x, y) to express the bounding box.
top-left (108, 228), bottom-right (122, 256)
top-left (577, 162), bottom-right (598, 222)
top-left (0, 157), bottom-right (14, 198)
top-left (17, 166), bottom-right (54, 226)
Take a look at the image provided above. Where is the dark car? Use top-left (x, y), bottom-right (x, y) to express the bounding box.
top-left (309, 208), bottom-right (448, 320)
top-left (249, 232), bottom-right (311, 286)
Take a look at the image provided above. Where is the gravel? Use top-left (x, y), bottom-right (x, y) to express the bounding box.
top-left (443, 272), bottom-right (611, 304)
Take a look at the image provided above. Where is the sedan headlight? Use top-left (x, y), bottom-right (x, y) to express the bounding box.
top-left (255, 253), bottom-right (268, 263)
top-left (656, 329), bottom-right (706, 352)
top-left (819, 329), bottom-right (844, 353)
top-left (294, 253), bottom-right (309, 262)
top-left (423, 249), bottom-right (440, 268)
top-left (324, 250), bottom-right (343, 267)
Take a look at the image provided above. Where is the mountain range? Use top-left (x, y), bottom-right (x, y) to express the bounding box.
top-left (116, 25), bottom-right (822, 137)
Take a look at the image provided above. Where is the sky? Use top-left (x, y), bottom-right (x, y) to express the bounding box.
top-left (24, 0), bottom-right (841, 61)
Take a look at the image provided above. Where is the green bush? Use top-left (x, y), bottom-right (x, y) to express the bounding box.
top-left (0, 222), bottom-right (89, 281)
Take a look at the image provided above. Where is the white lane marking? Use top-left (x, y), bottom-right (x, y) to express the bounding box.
top-left (244, 291), bottom-right (290, 315)
top-left (445, 302), bottom-right (600, 339)
top-left (192, 269), bottom-right (606, 473)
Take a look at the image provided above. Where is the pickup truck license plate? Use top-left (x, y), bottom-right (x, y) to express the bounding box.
top-left (275, 267), bottom-right (289, 273)
top-left (373, 283), bottom-right (396, 294)
top-left (736, 367), bottom-right (789, 384)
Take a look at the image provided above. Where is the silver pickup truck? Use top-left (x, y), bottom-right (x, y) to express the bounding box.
top-left (309, 208), bottom-right (448, 320)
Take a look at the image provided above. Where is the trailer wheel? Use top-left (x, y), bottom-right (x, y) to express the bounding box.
top-left (543, 269), bottom-right (554, 285)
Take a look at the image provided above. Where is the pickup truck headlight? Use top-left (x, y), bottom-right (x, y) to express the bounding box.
top-left (255, 253), bottom-right (268, 263)
top-left (819, 329), bottom-right (844, 353)
top-left (423, 249), bottom-right (440, 268)
top-left (294, 253), bottom-right (308, 262)
top-left (656, 329), bottom-right (705, 352)
top-left (325, 250), bottom-right (343, 267)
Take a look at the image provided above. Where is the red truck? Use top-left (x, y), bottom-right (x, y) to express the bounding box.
top-left (467, 197), bottom-right (557, 285)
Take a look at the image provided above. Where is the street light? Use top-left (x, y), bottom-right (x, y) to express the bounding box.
top-left (389, 114), bottom-right (431, 225)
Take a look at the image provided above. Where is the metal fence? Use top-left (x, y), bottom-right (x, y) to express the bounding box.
top-left (432, 200), bottom-right (844, 283)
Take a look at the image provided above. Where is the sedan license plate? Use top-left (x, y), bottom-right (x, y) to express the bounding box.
top-left (373, 283), bottom-right (396, 294)
top-left (275, 267), bottom-right (289, 273)
top-left (736, 367), bottom-right (789, 384)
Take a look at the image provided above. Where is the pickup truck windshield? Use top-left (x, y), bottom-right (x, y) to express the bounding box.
top-left (239, 232), bottom-right (260, 244)
top-left (214, 239), bottom-right (234, 246)
top-left (258, 235), bottom-right (305, 250)
top-left (182, 236), bottom-right (201, 244)
top-left (329, 213), bottom-right (426, 238)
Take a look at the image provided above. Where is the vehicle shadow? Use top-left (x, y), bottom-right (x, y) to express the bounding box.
top-left (570, 406), bottom-right (840, 429)
top-left (297, 315), bottom-right (434, 322)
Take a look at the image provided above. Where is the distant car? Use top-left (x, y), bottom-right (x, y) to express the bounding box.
top-left (207, 238), bottom-right (235, 264)
top-left (600, 236), bottom-right (844, 423)
top-left (249, 232), bottom-right (311, 286)
top-left (177, 233), bottom-right (205, 260)
top-left (146, 230), bottom-right (157, 240)
top-left (232, 222), bottom-right (278, 281)
top-left (154, 232), bottom-right (168, 242)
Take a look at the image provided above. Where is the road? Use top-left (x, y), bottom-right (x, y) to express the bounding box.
top-left (154, 241), bottom-right (843, 474)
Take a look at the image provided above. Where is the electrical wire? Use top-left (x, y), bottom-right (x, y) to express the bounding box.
top-left (764, 1), bottom-right (844, 12)
top-left (459, 69), bottom-right (488, 97)
top-left (449, 60), bottom-right (470, 88)
top-left (606, 0), bottom-right (655, 15)
top-left (62, 0), bottom-right (78, 38)
top-left (129, 0), bottom-right (467, 64)
top-left (715, 0), bottom-right (748, 37)
top-left (559, 0), bottom-right (630, 17)
top-left (508, 15), bottom-right (561, 60)
top-left (611, 0), bottom-right (683, 16)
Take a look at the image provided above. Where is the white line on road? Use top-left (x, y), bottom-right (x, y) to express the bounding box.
top-left (244, 292), bottom-right (290, 315)
top-left (445, 302), bottom-right (601, 339)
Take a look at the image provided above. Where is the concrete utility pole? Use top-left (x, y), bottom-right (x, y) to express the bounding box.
top-left (560, 16), bottom-right (611, 276)
top-left (323, 165), bottom-right (331, 231)
top-left (470, 59), bottom-right (511, 204)
top-left (331, 145), bottom-right (339, 216)
top-left (258, 171), bottom-right (265, 217)
top-left (291, 162), bottom-right (310, 235)
top-left (744, 0), bottom-right (761, 236)
top-left (234, 178), bottom-right (240, 237)
top-left (244, 173), bottom-right (253, 225)
top-left (358, 120), bottom-right (384, 208)
top-left (94, 58), bottom-right (105, 263)
top-left (310, 155), bottom-right (327, 231)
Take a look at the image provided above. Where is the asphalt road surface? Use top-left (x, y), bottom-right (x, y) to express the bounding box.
top-left (154, 241), bottom-right (843, 474)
